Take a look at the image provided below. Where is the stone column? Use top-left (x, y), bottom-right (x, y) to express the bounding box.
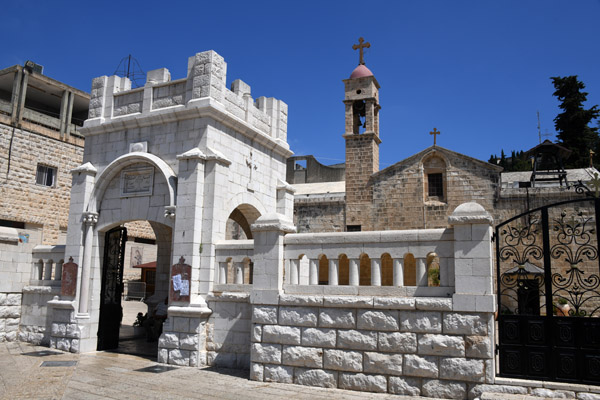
top-left (54, 261), bottom-right (63, 282)
top-left (234, 262), bottom-right (244, 284)
top-left (15, 69), bottom-right (29, 125)
top-left (328, 259), bottom-right (339, 286)
top-left (78, 212), bottom-right (97, 315)
top-left (44, 260), bottom-right (53, 280)
top-left (448, 202), bottom-right (495, 312)
top-left (371, 258), bottom-right (381, 286)
top-left (10, 67), bottom-right (23, 123)
top-left (250, 214), bottom-right (295, 305)
top-left (218, 262), bottom-right (227, 284)
top-left (393, 258), bottom-right (404, 287)
top-left (349, 258), bottom-right (359, 286)
top-left (289, 258), bottom-right (299, 285)
top-left (59, 90), bottom-right (69, 136)
top-left (416, 258), bottom-right (427, 287)
top-left (64, 92), bottom-right (74, 136)
top-left (309, 259), bottom-right (318, 285)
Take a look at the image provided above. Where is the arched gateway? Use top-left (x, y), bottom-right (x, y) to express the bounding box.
top-left (46, 50), bottom-right (294, 363)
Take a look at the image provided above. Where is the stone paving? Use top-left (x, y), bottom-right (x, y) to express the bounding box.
top-left (0, 342), bottom-right (444, 400)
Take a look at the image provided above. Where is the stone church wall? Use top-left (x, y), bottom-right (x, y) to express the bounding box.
top-left (294, 198), bottom-right (345, 233)
top-left (250, 297), bottom-right (494, 399)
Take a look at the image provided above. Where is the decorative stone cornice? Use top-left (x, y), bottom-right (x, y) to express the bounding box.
top-left (82, 212), bottom-right (99, 226)
top-left (70, 162), bottom-right (97, 175)
top-left (176, 148), bottom-right (206, 161)
top-left (164, 205), bottom-right (176, 219)
top-left (204, 147), bottom-right (232, 166)
top-left (276, 179), bottom-right (295, 194)
top-left (251, 213), bottom-right (296, 233)
top-left (448, 202), bottom-right (493, 225)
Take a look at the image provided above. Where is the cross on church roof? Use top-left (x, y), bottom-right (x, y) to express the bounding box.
top-left (430, 128), bottom-right (441, 146)
top-left (352, 37), bottom-right (371, 65)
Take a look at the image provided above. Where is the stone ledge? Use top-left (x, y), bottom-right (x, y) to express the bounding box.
top-left (168, 305), bottom-right (212, 318)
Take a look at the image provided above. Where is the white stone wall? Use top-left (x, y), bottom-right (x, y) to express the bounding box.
top-left (19, 286), bottom-right (58, 345)
top-left (205, 295), bottom-right (251, 368)
top-left (250, 295), bottom-right (495, 399)
top-left (0, 293), bottom-right (22, 342)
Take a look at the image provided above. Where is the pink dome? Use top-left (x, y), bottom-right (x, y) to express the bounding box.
top-left (350, 64), bottom-right (373, 79)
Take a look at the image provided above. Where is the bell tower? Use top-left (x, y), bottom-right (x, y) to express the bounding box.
top-left (343, 37), bottom-right (381, 231)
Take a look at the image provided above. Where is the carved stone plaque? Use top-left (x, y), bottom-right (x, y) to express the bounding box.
top-left (120, 167), bottom-right (154, 197)
top-left (61, 258), bottom-right (78, 297)
top-left (170, 256), bottom-right (191, 303)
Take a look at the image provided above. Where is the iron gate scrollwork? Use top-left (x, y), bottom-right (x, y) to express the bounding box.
top-left (496, 198), bottom-right (600, 384)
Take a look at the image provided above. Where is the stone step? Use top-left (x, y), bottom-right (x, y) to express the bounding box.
top-left (480, 393), bottom-right (552, 400)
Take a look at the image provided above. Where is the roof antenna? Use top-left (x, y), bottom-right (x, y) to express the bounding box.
top-left (114, 55), bottom-right (145, 88)
top-left (537, 110), bottom-right (542, 144)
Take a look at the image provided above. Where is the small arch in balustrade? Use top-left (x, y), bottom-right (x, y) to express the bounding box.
top-left (359, 253), bottom-right (371, 286)
top-left (338, 254), bottom-right (349, 285)
top-left (34, 259), bottom-right (44, 280)
top-left (243, 257), bottom-right (253, 284)
top-left (44, 259), bottom-right (54, 280)
top-left (318, 254), bottom-right (328, 285)
top-left (54, 259), bottom-right (64, 281)
top-left (220, 257), bottom-right (232, 284)
top-left (381, 253), bottom-right (393, 286)
top-left (404, 253), bottom-right (417, 286)
top-left (426, 252), bottom-right (440, 287)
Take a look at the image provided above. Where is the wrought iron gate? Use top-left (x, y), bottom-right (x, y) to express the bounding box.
top-left (97, 226), bottom-right (127, 351)
top-left (496, 197), bottom-right (600, 384)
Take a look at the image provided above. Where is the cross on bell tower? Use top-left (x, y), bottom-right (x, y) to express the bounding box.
top-left (352, 37), bottom-right (370, 65)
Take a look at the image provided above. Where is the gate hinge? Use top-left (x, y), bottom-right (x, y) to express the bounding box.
top-left (491, 232), bottom-right (496, 243)
top-left (495, 344), bottom-right (500, 354)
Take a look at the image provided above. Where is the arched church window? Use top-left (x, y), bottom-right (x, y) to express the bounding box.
top-left (423, 155), bottom-right (447, 203)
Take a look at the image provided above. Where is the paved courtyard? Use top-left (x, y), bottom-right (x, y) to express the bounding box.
top-left (0, 342), bottom-right (440, 400)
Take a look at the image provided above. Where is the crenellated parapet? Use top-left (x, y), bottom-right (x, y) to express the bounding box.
top-left (85, 50), bottom-right (288, 145)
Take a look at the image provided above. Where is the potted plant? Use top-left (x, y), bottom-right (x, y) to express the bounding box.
top-left (133, 312), bottom-right (147, 336)
top-left (554, 297), bottom-right (570, 316)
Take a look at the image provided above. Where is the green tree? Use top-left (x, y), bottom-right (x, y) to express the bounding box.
top-left (551, 76), bottom-right (599, 168)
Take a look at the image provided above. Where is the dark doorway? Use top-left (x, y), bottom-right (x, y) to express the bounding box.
top-left (97, 226), bottom-right (127, 350)
top-left (517, 279), bottom-right (540, 316)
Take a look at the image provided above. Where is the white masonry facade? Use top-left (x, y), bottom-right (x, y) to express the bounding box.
top-left (14, 50), bottom-right (514, 399)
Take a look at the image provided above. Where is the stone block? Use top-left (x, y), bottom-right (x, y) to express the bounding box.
top-left (56, 338), bottom-right (70, 352)
top-left (440, 357), bottom-right (485, 382)
top-left (403, 354), bottom-right (439, 378)
top-left (466, 335), bottom-right (493, 359)
top-left (323, 296), bottom-right (373, 308)
top-left (422, 379), bottom-right (467, 399)
top-left (294, 368), bottom-right (338, 388)
top-left (443, 313), bottom-right (487, 335)
top-left (180, 333), bottom-right (199, 350)
top-left (207, 352), bottom-right (236, 368)
top-left (5, 294), bottom-right (21, 306)
top-left (389, 376), bottom-right (421, 396)
top-left (159, 332), bottom-right (179, 349)
top-left (279, 295), bottom-right (322, 307)
top-left (66, 324), bottom-right (79, 339)
top-left (169, 349), bottom-right (191, 366)
top-left (418, 334), bottom-right (465, 357)
top-left (357, 310), bottom-right (398, 331)
top-left (337, 330), bottom-right (377, 351)
top-left (262, 325), bottom-right (301, 345)
top-left (339, 373), bottom-right (387, 393)
top-left (531, 388), bottom-right (575, 398)
top-left (373, 297), bottom-right (416, 310)
top-left (416, 298), bottom-right (453, 311)
top-left (578, 393), bottom-right (600, 400)
top-left (279, 307), bottom-right (317, 327)
top-left (252, 306), bottom-right (278, 324)
top-left (468, 384), bottom-right (528, 400)
top-left (363, 352), bottom-right (403, 375)
top-left (251, 325), bottom-right (262, 342)
top-left (302, 327), bottom-right (336, 348)
top-left (323, 349), bottom-right (363, 372)
top-left (282, 345), bottom-right (322, 368)
top-left (250, 363), bottom-right (264, 381)
top-left (173, 317), bottom-right (190, 333)
top-left (378, 332), bottom-right (417, 353)
top-left (400, 311), bottom-right (442, 333)
top-left (251, 343), bottom-right (281, 364)
top-left (319, 308), bottom-right (355, 329)
top-left (264, 365), bottom-right (293, 383)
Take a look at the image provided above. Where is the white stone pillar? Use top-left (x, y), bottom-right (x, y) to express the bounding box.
top-left (328, 259), bottom-right (339, 286)
top-left (54, 260), bottom-right (63, 282)
top-left (44, 260), bottom-right (53, 280)
top-left (78, 212), bottom-right (97, 315)
top-left (371, 258), bottom-right (381, 286)
top-left (309, 259), bottom-right (318, 285)
top-left (416, 258), bottom-right (427, 287)
top-left (218, 262), bottom-right (227, 284)
top-left (393, 258), bottom-right (404, 287)
top-left (349, 258), bottom-right (359, 286)
top-left (234, 262), bottom-right (244, 284)
top-left (439, 258), bottom-right (449, 287)
top-left (250, 214), bottom-right (295, 305)
top-left (290, 259), bottom-right (299, 285)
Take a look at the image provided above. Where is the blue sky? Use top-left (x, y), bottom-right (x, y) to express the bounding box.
top-left (4, 1), bottom-right (600, 168)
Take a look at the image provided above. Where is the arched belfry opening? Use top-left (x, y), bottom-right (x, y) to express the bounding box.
top-left (226, 204), bottom-right (261, 240)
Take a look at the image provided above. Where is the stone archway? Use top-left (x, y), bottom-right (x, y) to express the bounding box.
top-left (225, 204), bottom-right (261, 240)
